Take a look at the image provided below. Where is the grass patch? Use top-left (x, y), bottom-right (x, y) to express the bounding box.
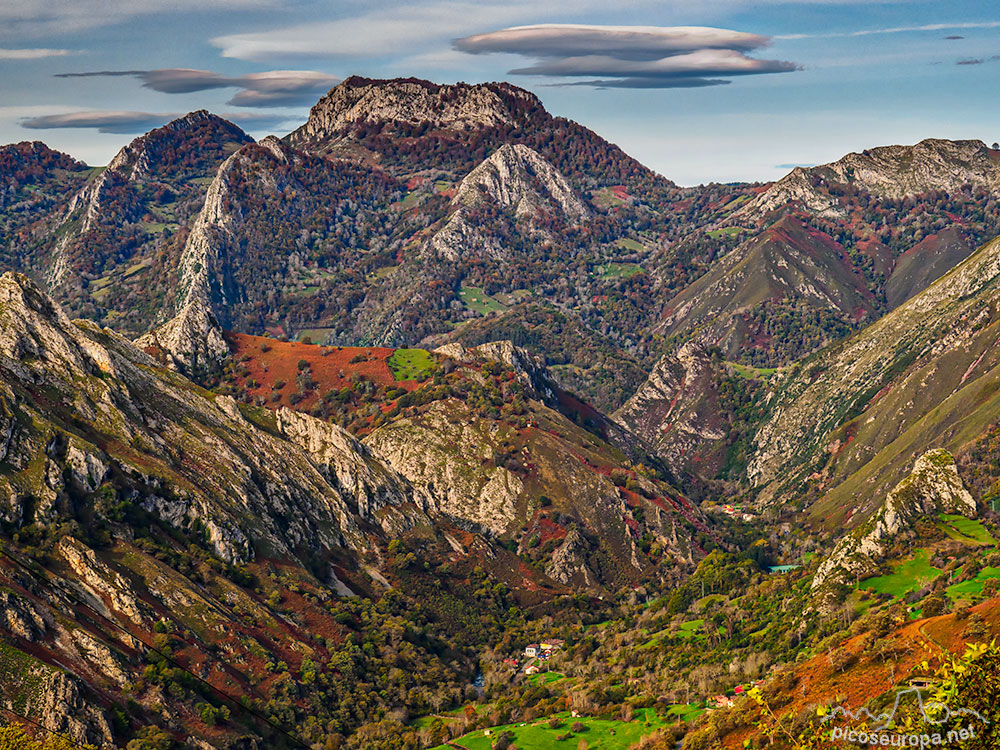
top-left (399, 191), bottom-right (423, 209)
top-left (676, 619), bottom-right (705, 639)
top-left (123, 258), bottom-right (152, 278)
top-left (89, 275), bottom-right (114, 291)
top-left (665, 703), bottom-right (706, 722)
top-left (428, 708), bottom-right (667, 750)
top-left (707, 226), bottom-right (742, 240)
top-left (727, 361), bottom-right (778, 380)
top-left (859, 548), bottom-right (942, 598)
top-left (459, 286), bottom-right (508, 316)
top-left (140, 221), bottom-right (175, 234)
top-left (598, 262), bottom-right (643, 280)
top-left (388, 348), bottom-right (435, 381)
top-left (614, 238), bottom-right (644, 252)
top-left (946, 566), bottom-right (1000, 601)
top-left (527, 671), bottom-right (565, 686)
top-left (937, 514), bottom-right (996, 545)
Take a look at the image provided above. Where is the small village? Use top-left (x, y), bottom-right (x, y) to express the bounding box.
top-left (506, 639), bottom-right (770, 711)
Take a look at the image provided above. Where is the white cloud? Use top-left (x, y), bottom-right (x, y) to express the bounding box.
top-left (21, 110), bottom-right (178, 134)
top-left (54, 68), bottom-right (339, 108)
top-left (212, 3), bottom-right (519, 60)
top-left (456, 24), bottom-right (771, 57)
top-left (0, 48), bottom-right (72, 59)
top-left (454, 24), bottom-right (798, 88)
top-left (0, 0), bottom-right (272, 37)
top-left (776, 20), bottom-right (1000, 40)
top-left (18, 108), bottom-right (302, 136)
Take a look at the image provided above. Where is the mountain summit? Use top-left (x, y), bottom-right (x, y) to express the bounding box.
top-left (289, 76), bottom-right (541, 147)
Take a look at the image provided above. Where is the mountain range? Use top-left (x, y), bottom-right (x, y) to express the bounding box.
top-left (4, 76), bottom-right (1000, 749)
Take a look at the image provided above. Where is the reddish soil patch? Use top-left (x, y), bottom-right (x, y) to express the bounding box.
top-left (226, 332), bottom-right (424, 412)
top-left (536, 516), bottom-right (567, 544)
top-left (720, 598), bottom-right (1000, 749)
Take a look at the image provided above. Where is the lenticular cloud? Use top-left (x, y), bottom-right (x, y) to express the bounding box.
top-left (455, 24), bottom-right (799, 88)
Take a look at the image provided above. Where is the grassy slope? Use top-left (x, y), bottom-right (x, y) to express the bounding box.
top-left (430, 708), bottom-right (668, 750)
top-left (742, 233), bottom-right (1000, 525)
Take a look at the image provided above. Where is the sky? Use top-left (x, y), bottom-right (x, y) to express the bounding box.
top-left (1, 0), bottom-right (998, 185)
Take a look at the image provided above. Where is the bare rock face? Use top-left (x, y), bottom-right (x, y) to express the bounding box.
top-left (362, 399), bottom-right (523, 535)
top-left (614, 341), bottom-right (726, 477)
top-left (276, 407), bottom-right (423, 527)
top-left (738, 138), bottom-right (1000, 223)
top-left (812, 449), bottom-right (975, 591)
top-left (544, 529), bottom-right (597, 588)
top-left (59, 537), bottom-right (153, 627)
top-left (0, 272), bottom-right (120, 381)
top-left (24, 670), bottom-right (115, 748)
top-left (453, 144), bottom-right (589, 221)
top-left (0, 590), bottom-right (46, 642)
top-left (136, 143), bottom-right (242, 368)
top-left (136, 297), bottom-right (229, 369)
top-left (431, 144), bottom-right (588, 261)
top-left (289, 77), bottom-right (540, 146)
top-left (70, 629), bottom-right (132, 688)
top-left (435, 340), bottom-right (557, 402)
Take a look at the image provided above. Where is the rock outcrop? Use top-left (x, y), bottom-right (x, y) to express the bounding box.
top-left (362, 399), bottom-right (524, 535)
top-left (614, 341), bottom-right (727, 477)
top-left (812, 450), bottom-right (975, 592)
top-left (431, 144), bottom-right (588, 261)
top-left (276, 407), bottom-right (424, 526)
top-left (738, 139), bottom-right (1000, 223)
top-left (288, 77), bottom-right (541, 147)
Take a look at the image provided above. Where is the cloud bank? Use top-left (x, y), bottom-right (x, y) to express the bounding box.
top-left (454, 24), bottom-right (798, 88)
top-left (21, 110), bottom-right (178, 134)
top-left (0, 48), bottom-right (71, 59)
top-left (21, 108), bottom-right (298, 134)
top-left (54, 69), bottom-right (339, 108)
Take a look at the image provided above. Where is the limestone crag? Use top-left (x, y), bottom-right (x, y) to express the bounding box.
top-left (812, 450), bottom-right (976, 591)
top-left (289, 77), bottom-right (540, 146)
top-left (738, 139), bottom-right (1000, 224)
top-left (431, 144), bottom-right (588, 261)
top-left (614, 341), bottom-right (726, 476)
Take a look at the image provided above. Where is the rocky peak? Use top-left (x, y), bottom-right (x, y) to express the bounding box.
top-left (812, 449), bottom-right (975, 593)
top-left (64, 111), bottom-right (250, 232)
top-left (453, 143), bottom-right (589, 220)
top-left (430, 145), bottom-right (588, 261)
top-left (288, 76), bottom-right (543, 147)
top-left (0, 272), bottom-right (118, 380)
top-left (738, 138), bottom-right (1000, 223)
top-left (435, 340), bottom-right (558, 401)
top-left (135, 143), bottom-right (249, 368)
top-left (613, 341), bottom-right (726, 478)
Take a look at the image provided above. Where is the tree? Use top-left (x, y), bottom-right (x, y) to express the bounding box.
top-left (922, 595), bottom-right (947, 617)
top-left (0, 724), bottom-right (97, 750)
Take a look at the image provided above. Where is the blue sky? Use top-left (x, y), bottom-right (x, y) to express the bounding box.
top-left (1, 0), bottom-right (998, 184)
